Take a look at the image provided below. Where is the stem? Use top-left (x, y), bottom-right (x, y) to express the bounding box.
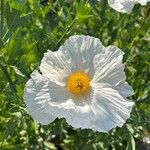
top-left (0, 59), bottom-right (16, 92)
top-left (53, 17), bottom-right (77, 51)
top-left (0, 60), bottom-right (12, 84)
top-left (0, 0), bottom-right (4, 46)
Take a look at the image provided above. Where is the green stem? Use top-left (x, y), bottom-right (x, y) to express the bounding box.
top-left (0, 0), bottom-right (4, 47)
top-left (0, 60), bottom-right (12, 84)
top-left (53, 17), bottom-right (77, 51)
top-left (0, 59), bottom-right (16, 92)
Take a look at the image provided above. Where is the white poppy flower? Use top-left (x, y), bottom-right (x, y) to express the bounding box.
top-left (24, 35), bottom-right (134, 132)
top-left (97, 0), bottom-right (150, 13)
top-left (107, 0), bottom-right (150, 13)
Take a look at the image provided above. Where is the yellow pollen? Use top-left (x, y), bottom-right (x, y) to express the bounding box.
top-left (67, 71), bottom-right (91, 96)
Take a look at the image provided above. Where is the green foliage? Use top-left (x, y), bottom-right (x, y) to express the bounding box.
top-left (0, 0), bottom-right (150, 149)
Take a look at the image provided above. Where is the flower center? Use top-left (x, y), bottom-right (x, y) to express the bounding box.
top-left (67, 71), bottom-right (91, 96)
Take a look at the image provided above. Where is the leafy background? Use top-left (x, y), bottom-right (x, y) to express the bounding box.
top-left (0, 0), bottom-right (150, 149)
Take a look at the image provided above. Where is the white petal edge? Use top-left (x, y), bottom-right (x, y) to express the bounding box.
top-left (92, 45), bottom-right (126, 85)
top-left (90, 83), bottom-right (134, 132)
top-left (114, 81), bottom-right (134, 97)
top-left (24, 70), bottom-right (56, 125)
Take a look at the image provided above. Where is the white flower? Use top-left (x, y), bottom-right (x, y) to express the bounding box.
top-left (97, 0), bottom-right (150, 13)
top-left (24, 35), bottom-right (134, 132)
top-left (108, 0), bottom-right (150, 13)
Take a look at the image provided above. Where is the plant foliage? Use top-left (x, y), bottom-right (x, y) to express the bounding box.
top-left (0, 0), bottom-right (150, 149)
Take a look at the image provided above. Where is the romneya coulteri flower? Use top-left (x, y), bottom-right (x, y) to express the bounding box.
top-left (98, 0), bottom-right (150, 13)
top-left (24, 35), bottom-right (134, 132)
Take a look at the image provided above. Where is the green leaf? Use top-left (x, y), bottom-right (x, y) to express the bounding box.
top-left (4, 118), bottom-right (19, 140)
top-left (10, 65), bottom-right (26, 77)
top-left (44, 141), bottom-right (57, 150)
top-left (126, 134), bottom-right (136, 150)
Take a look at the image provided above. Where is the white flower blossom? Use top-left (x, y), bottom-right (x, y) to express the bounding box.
top-left (108, 0), bottom-right (150, 13)
top-left (24, 35), bottom-right (134, 132)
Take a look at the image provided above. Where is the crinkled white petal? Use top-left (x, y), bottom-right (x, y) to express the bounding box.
top-left (138, 0), bottom-right (150, 5)
top-left (92, 45), bottom-right (134, 98)
top-left (58, 35), bottom-right (105, 77)
top-left (25, 70), bottom-right (95, 129)
top-left (40, 50), bottom-right (71, 85)
top-left (114, 81), bottom-right (134, 97)
top-left (90, 83), bottom-right (134, 132)
top-left (24, 70), bottom-right (56, 125)
top-left (108, 0), bottom-right (150, 13)
top-left (92, 45), bottom-right (125, 85)
top-left (44, 90), bottom-right (95, 129)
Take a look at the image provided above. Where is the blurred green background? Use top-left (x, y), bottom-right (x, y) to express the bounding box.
top-left (0, 0), bottom-right (150, 149)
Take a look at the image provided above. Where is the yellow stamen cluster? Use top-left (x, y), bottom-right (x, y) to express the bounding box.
top-left (67, 72), bottom-right (90, 96)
